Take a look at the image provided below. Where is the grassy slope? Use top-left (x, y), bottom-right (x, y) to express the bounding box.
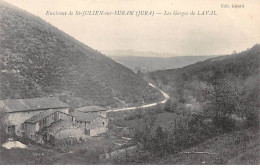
top-left (151, 127), bottom-right (259, 165)
top-left (0, 1), bottom-right (161, 108)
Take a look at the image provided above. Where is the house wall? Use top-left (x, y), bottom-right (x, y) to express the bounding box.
top-left (38, 114), bottom-right (55, 130)
top-left (5, 107), bottom-right (69, 136)
top-left (91, 117), bottom-right (108, 128)
top-left (89, 127), bottom-right (108, 136)
top-left (100, 111), bottom-right (107, 118)
top-left (6, 110), bottom-right (45, 136)
top-left (86, 117), bottom-right (108, 136)
top-left (25, 122), bottom-right (36, 139)
top-left (76, 121), bottom-right (89, 127)
top-left (57, 108), bottom-right (69, 114)
top-left (24, 123), bottom-right (44, 143)
top-left (59, 112), bottom-right (75, 122)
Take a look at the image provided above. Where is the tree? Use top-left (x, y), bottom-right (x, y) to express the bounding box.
top-left (160, 76), bottom-right (169, 85)
top-left (164, 99), bottom-right (177, 113)
top-left (203, 79), bottom-right (239, 132)
top-left (133, 114), bottom-right (155, 149)
top-left (153, 126), bottom-right (169, 156)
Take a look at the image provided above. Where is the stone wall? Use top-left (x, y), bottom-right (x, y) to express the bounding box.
top-left (25, 122), bottom-right (36, 138)
top-left (7, 110), bottom-right (45, 136)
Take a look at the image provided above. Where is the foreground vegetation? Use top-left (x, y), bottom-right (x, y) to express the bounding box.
top-left (153, 127), bottom-right (259, 165)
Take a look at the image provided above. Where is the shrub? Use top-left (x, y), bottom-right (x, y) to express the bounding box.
top-left (83, 148), bottom-right (102, 164)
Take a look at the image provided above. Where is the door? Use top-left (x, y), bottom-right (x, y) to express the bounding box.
top-left (7, 125), bottom-right (15, 135)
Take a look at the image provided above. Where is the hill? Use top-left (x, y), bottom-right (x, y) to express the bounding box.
top-left (109, 55), bottom-right (215, 72)
top-left (113, 45), bottom-right (259, 164)
top-left (149, 45), bottom-right (259, 127)
top-left (0, 1), bottom-right (162, 108)
top-left (147, 44), bottom-right (259, 134)
top-left (149, 45), bottom-right (259, 84)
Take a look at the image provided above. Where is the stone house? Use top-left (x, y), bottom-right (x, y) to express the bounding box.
top-left (72, 106), bottom-right (108, 136)
top-left (0, 97), bottom-right (69, 137)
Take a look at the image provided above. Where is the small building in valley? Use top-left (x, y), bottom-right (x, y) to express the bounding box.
top-left (73, 106), bottom-right (108, 136)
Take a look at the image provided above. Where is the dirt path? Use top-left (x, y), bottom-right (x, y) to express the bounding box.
top-left (108, 83), bottom-right (169, 112)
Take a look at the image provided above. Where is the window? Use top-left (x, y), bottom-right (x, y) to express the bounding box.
top-left (103, 122), bottom-right (105, 125)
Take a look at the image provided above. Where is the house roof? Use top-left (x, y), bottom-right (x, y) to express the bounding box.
top-left (0, 97), bottom-right (69, 113)
top-left (25, 109), bottom-right (57, 124)
top-left (25, 109), bottom-right (74, 124)
top-left (75, 106), bottom-right (106, 113)
top-left (72, 111), bottom-right (100, 122)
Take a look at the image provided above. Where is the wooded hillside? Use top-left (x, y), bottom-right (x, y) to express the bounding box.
top-left (0, 2), bottom-right (162, 108)
top-left (150, 44), bottom-right (260, 128)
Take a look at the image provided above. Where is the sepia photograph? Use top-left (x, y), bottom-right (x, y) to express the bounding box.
top-left (0, 0), bottom-right (259, 165)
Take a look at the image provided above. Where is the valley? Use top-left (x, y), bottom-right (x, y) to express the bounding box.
top-left (0, 0), bottom-right (259, 165)
top-left (107, 55), bottom-right (216, 72)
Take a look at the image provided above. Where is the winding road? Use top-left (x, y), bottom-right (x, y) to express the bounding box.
top-left (107, 83), bottom-right (169, 112)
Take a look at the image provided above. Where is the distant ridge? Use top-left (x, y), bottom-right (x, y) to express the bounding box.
top-left (109, 55), bottom-right (216, 72)
top-left (150, 44), bottom-right (260, 84)
top-left (101, 49), bottom-right (178, 57)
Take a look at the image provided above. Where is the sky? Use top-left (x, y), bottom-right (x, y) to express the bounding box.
top-left (4, 0), bottom-right (260, 56)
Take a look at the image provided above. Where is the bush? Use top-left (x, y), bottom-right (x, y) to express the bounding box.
top-left (213, 116), bottom-right (236, 133)
top-left (164, 99), bottom-right (177, 113)
top-left (83, 148), bottom-right (102, 164)
top-left (246, 112), bottom-right (259, 128)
